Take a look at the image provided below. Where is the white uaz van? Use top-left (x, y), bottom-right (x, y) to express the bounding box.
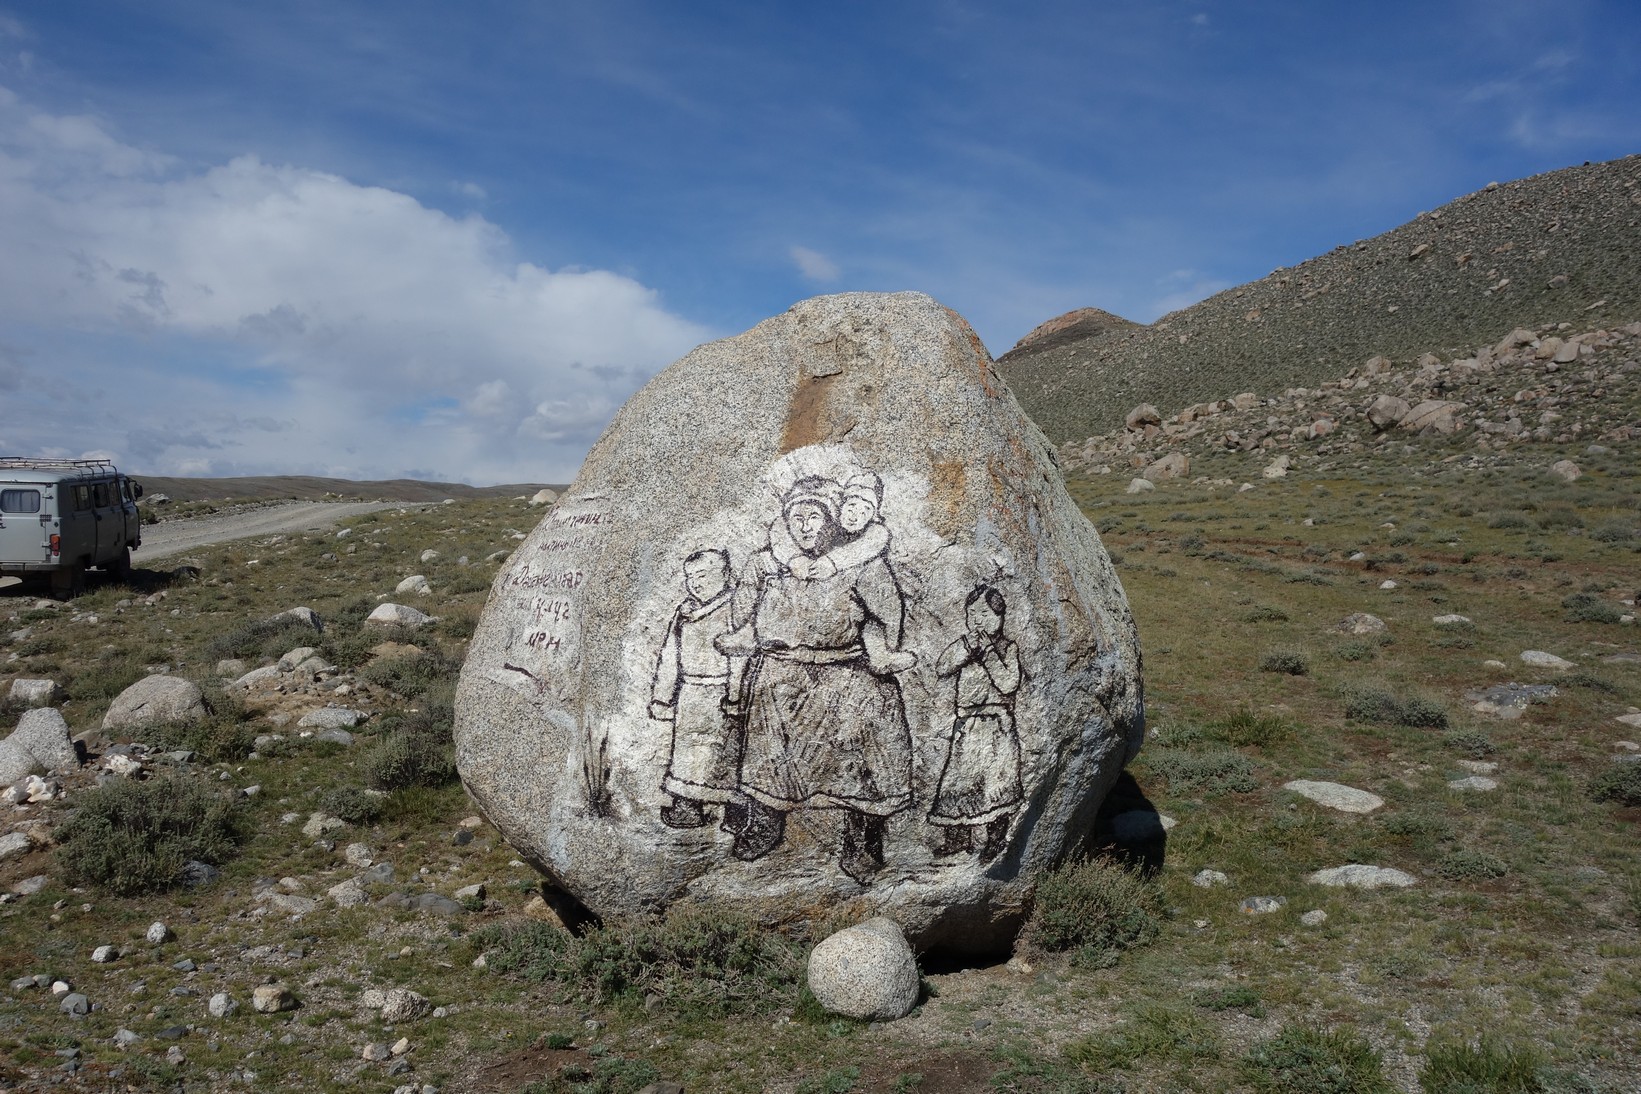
top-left (0, 457), bottom-right (144, 597)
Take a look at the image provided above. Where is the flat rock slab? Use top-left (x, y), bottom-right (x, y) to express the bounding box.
top-left (1465, 682), bottom-right (1558, 720)
top-left (1616, 713), bottom-right (1641, 729)
top-left (455, 292), bottom-right (1144, 952)
top-left (1283, 780), bottom-right (1384, 814)
top-left (1307, 864), bottom-right (1417, 889)
top-left (1520, 650), bottom-right (1576, 670)
top-left (1448, 776), bottom-right (1499, 792)
top-left (1333, 613), bottom-right (1387, 635)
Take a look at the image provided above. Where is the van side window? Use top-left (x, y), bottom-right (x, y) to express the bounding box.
top-left (0, 489), bottom-right (42, 514)
top-left (92, 483), bottom-right (109, 508)
top-left (74, 485), bottom-right (92, 511)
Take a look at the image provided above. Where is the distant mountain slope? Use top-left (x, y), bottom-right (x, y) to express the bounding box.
top-left (998, 155), bottom-right (1641, 443)
top-left (132, 474), bottom-right (561, 504)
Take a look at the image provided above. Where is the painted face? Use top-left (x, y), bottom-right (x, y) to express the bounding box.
top-left (683, 557), bottom-right (728, 603)
top-left (838, 496), bottom-right (877, 534)
top-left (966, 597), bottom-right (1002, 638)
top-left (785, 502), bottom-right (829, 553)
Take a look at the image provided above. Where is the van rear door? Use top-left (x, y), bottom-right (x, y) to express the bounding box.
top-left (0, 485), bottom-right (50, 566)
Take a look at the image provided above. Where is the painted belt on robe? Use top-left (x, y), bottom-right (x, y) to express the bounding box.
top-left (758, 643), bottom-right (864, 665)
top-left (956, 703), bottom-right (1012, 718)
top-left (680, 673), bottom-right (729, 684)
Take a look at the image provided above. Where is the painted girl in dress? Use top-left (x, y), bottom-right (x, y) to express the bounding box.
top-left (928, 584), bottom-right (1023, 861)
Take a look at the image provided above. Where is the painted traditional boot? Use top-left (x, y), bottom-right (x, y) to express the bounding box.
top-left (730, 800), bottom-right (786, 861)
top-left (839, 811), bottom-right (886, 884)
top-left (659, 796), bottom-right (708, 829)
top-left (933, 825), bottom-right (973, 857)
top-left (979, 815), bottom-right (1011, 861)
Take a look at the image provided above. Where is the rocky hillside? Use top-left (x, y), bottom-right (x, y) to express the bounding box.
top-left (999, 155), bottom-right (1641, 444)
top-left (1059, 320), bottom-right (1641, 482)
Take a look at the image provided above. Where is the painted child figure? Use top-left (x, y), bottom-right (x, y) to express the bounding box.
top-left (766, 470), bottom-right (916, 675)
top-left (648, 548), bottom-right (743, 829)
top-left (928, 585), bottom-right (1023, 861)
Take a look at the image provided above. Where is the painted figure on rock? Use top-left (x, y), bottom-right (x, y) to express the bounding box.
top-left (928, 584), bottom-right (1023, 861)
top-left (648, 548), bottom-right (743, 830)
top-left (715, 474), bottom-right (916, 883)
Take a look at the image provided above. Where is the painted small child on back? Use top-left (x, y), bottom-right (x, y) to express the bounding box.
top-left (648, 548), bottom-right (743, 829)
top-left (766, 470), bottom-right (916, 675)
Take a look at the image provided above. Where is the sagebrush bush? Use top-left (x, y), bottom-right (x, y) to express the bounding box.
top-left (1335, 641), bottom-right (1377, 662)
top-left (56, 777), bottom-right (242, 895)
top-left (1344, 687), bottom-right (1448, 728)
top-left (1561, 592), bottom-right (1622, 624)
top-left (364, 704), bottom-right (457, 791)
top-left (1442, 731), bottom-right (1497, 758)
top-left (1259, 649), bottom-right (1310, 676)
top-left (358, 649), bottom-right (460, 701)
top-left (1243, 605), bottom-right (1289, 623)
top-left (1587, 764), bottom-right (1641, 807)
top-left (204, 615), bottom-right (322, 662)
top-left (1436, 850), bottom-right (1510, 881)
top-left (1486, 512), bottom-right (1530, 530)
top-left (473, 905), bottom-right (803, 1014)
top-left (1240, 1024), bottom-right (1394, 1094)
top-left (1022, 857), bottom-right (1161, 968)
top-left (1590, 518), bottom-right (1637, 543)
top-left (1418, 1034), bottom-right (1544, 1093)
top-left (1144, 747), bottom-right (1258, 794)
top-left (320, 786), bottom-right (384, 825)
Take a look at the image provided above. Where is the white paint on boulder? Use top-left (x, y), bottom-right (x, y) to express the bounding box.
top-left (806, 917), bottom-right (921, 1021)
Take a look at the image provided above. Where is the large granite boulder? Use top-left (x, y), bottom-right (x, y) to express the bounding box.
top-left (455, 292), bottom-right (1144, 951)
top-left (103, 675), bottom-right (206, 732)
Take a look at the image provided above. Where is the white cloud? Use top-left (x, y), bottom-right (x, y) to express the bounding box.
top-left (788, 244), bottom-right (841, 283)
top-left (0, 86), bottom-right (712, 483)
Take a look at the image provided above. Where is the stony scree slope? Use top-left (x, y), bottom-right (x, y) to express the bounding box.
top-left (999, 155), bottom-right (1641, 444)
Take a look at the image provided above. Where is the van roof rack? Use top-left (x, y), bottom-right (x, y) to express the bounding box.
top-left (0, 457), bottom-right (121, 478)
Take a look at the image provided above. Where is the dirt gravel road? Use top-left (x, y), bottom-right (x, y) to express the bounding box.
top-left (135, 501), bottom-right (404, 562)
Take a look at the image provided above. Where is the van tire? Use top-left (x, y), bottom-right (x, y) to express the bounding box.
top-left (107, 548), bottom-right (132, 582)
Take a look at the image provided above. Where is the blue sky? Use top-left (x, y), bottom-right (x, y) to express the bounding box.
top-left (1, 1), bottom-right (1636, 483)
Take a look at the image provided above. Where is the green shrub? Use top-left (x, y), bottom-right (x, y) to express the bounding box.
top-left (142, 689), bottom-right (254, 762)
top-left (1536, 507), bottom-right (1584, 531)
top-left (1259, 649), bottom-right (1310, 676)
top-left (1487, 513), bottom-right (1531, 530)
top-left (1379, 810), bottom-right (1455, 853)
top-left (1437, 850), bottom-right (1511, 881)
top-left (1243, 605), bottom-right (1289, 623)
top-left (473, 905), bottom-right (803, 1015)
top-left (1335, 641), bottom-right (1377, 662)
top-left (364, 705), bottom-right (457, 791)
top-left (1587, 764), bottom-right (1641, 807)
top-left (1442, 731), bottom-right (1497, 758)
top-left (1590, 518), bottom-right (1637, 544)
top-left (1561, 593), bottom-right (1622, 624)
top-left (1419, 1033), bottom-right (1545, 1093)
top-left (1344, 687), bottom-right (1448, 729)
top-left (1210, 708), bottom-right (1292, 747)
top-left (320, 786), bottom-right (384, 825)
top-left (1144, 747), bottom-right (1258, 794)
top-left (1022, 858), bottom-right (1161, 968)
top-left (204, 615), bottom-right (322, 662)
top-left (1240, 1024), bottom-right (1395, 1094)
top-left (55, 777), bottom-right (242, 895)
top-left (358, 649), bottom-right (460, 701)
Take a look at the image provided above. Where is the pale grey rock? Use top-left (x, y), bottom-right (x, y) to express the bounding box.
top-left (91, 945), bottom-right (117, 963)
top-left (1334, 613), bottom-right (1387, 635)
top-left (1307, 864), bottom-right (1417, 889)
top-left (103, 675), bottom-right (206, 732)
top-left (316, 728), bottom-right (353, 746)
top-left (299, 707), bottom-right (364, 730)
top-left (0, 831), bottom-right (32, 862)
top-left (1399, 400), bottom-right (1465, 435)
top-left (277, 646), bottom-right (319, 671)
top-left (1379, 579), bottom-right (1398, 590)
top-left (145, 922), bottom-right (173, 945)
top-left (14, 875), bottom-right (48, 895)
top-left (1549, 459), bottom-right (1582, 483)
top-left (529, 488), bottom-right (559, 506)
top-left (362, 1043), bottom-right (392, 1061)
top-left (1124, 403), bottom-right (1161, 430)
top-left (367, 603), bottom-right (435, 628)
top-left (1125, 477), bottom-right (1156, 494)
top-left (1457, 760), bottom-right (1498, 775)
top-left (216, 659), bottom-right (247, 678)
top-left (113, 1028), bottom-right (140, 1048)
top-left (391, 1037), bottom-right (410, 1056)
top-left (1448, 776), bottom-right (1499, 792)
top-left (263, 893), bottom-right (317, 916)
top-left (395, 575), bottom-right (432, 596)
top-left (328, 879), bottom-right (368, 907)
top-left (1616, 713), bottom-right (1641, 729)
top-left (251, 984), bottom-right (297, 1013)
top-left (1283, 780), bottom-right (1384, 814)
top-left (380, 988), bottom-right (432, 1023)
top-left (454, 882), bottom-right (486, 902)
top-left (302, 812), bottom-right (346, 839)
top-left (1520, 650), bottom-right (1575, 670)
top-left (806, 917), bottom-right (920, 1021)
top-left (1466, 682), bottom-right (1557, 719)
top-left (1192, 869), bottom-right (1228, 888)
top-left (271, 606), bottom-right (324, 634)
top-left (419, 549), bottom-right (440, 563)
top-left (207, 992), bottom-right (238, 1018)
top-left (231, 666), bottom-right (283, 690)
top-left (10, 708), bottom-right (78, 771)
top-left (455, 292), bottom-right (1143, 952)
top-left (8, 679), bottom-right (62, 706)
top-left (1262, 454), bottom-right (1291, 479)
top-left (59, 992), bottom-right (90, 1017)
top-left (1142, 452), bottom-right (1189, 483)
top-left (0, 740), bottom-right (39, 785)
top-left (1239, 896), bottom-right (1286, 914)
top-left (103, 753), bottom-right (142, 778)
top-left (1300, 910), bottom-right (1328, 926)
top-left (344, 843), bottom-right (375, 866)
top-left (1365, 394), bottom-right (1410, 430)
top-left (1432, 614), bottom-right (1471, 626)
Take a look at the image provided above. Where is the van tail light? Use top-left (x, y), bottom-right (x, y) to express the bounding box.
top-left (49, 534), bottom-right (60, 557)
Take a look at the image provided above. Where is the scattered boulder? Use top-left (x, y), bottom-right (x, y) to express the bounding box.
top-left (1307, 865), bottom-right (1416, 889)
top-left (0, 831), bottom-right (34, 863)
top-left (251, 984), bottom-right (298, 1013)
top-left (302, 812), bottom-right (346, 839)
top-left (455, 292), bottom-right (1144, 952)
top-left (1239, 896), bottom-right (1286, 914)
top-left (1283, 780), bottom-right (1384, 814)
top-left (1141, 452), bottom-right (1189, 483)
top-left (298, 707), bottom-right (365, 730)
top-left (103, 676), bottom-right (206, 732)
top-left (1125, 477), bottom-right (1156, 494)
top-left (1399, 400), bottom-right (1465, 435)
top-left (379, 988), bottom-right (432, 1023)
top-left (1432, 614), bottom-right (1471, 626)
top-left (1549, 460), bottom-right (1582, 483)
top-left (806, 918), bottom-right (921, 1021)
top-left (329, 879), bottom-right (368, 907)
top-left (1520, 650), bottom-right (1575, 670)
top-left (1333, 613), bottom-right (1387, 635)
top-left (7, 679), bottom-right (62, 707)
top-left (1262, 454), bottom-right (1291, 479)
top-left (1365, 394), bottom-right (1410, 430)
top-left (1300, 910), bottom-right (1328, 927)
top-left (367, 604), bottom-right (435, 628)
top-left (6, 708), bottom-right (78, 774)
top-left (395, 575), bottom-right (432, 596)
top-left (1465, 683), bottom-right (1557, 720)
top-left (1124, 403), bottom-right (1162, 430)
top-left (207, 993), bottom-right (237, 1018)
top-left (1192, 869), bottom-right (1228, 888)
top-left (1448, 776), bottom-right (1499, 792)
top-left (268, 606), bottom-right (323, 634)
top-left (145, 922), bottom-right (173, 945)
top-left (529, 488), bottom-right (559, 507)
